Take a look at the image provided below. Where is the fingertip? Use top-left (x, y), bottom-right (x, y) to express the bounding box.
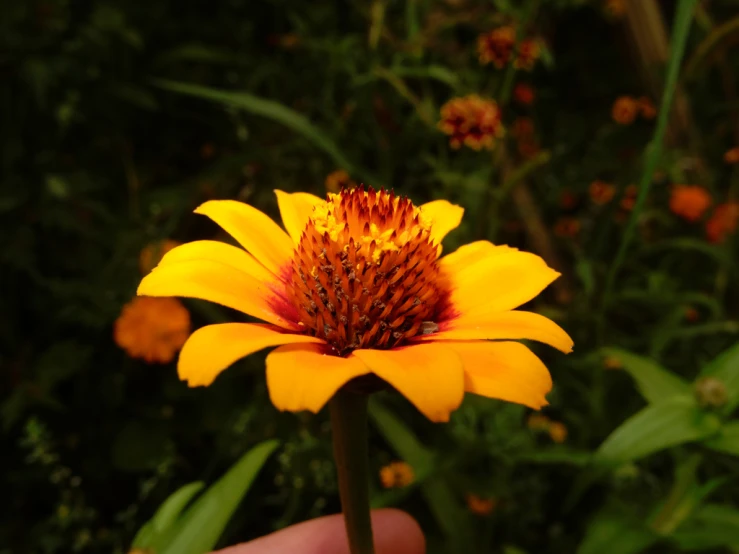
top-left (371, 509), bottom-right (426, 554)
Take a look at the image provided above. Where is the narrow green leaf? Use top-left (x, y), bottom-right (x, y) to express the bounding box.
top-left (131, 482), bottom-right (205, 549)
top-left (697, 343), bottom-right (739, 413)
top-left (704, 420), bottom-right (739, 456)
top-left (153, 79), bottom-right (376, 184)
top-left (369, 399), bottom-right (473, 553)
top-left (672, 503), bottom-right (739, 550)
top-left (577, 513), bottom-right (658, 554)
top-left (602, 0), bottom-right (698, 307)
top-left (600, 348), bottom-right (692, 404)
top-left (595, 398), bottom-right (718, 464)
top-left (157, 440), bottom-right (280, 554)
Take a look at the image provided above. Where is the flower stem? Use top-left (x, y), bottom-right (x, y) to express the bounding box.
top-left (330, 388), bottom-right (375, 554)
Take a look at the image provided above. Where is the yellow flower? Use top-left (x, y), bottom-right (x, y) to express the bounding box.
top-left (114, 297), bottom-right (190, 364)
top-left (439, 95), bottom-right (505, 151)
top-left (137, 188), bottom-right (572, 422)
top-left (140, 239), bottom-right (181, 275)
top-left (466, 493), bottom-right (496, 516)
top-left (379, 461), bottom-right (414, 488)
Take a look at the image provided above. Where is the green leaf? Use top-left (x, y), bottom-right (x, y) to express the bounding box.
top-left (595, 398), bottom-right (719, 464)
top-left (155, 440), bottom-right (280, 554)
top-left (672, 504), bottom-right (739, 550)
top-left (577, 513), bottom-right (658, 554)
top-left (131, 482), bottom-right (205, 549)
top-left (600, 348), bottom-right (692, 404)
top-left (153, 79), bottom-right (376, 184)
top-left (697, 343), bottom-right (739, 413)
top-left (704, 420), bottom-right (739, 456)
top-left (369, 399), bottom-right (473, 553)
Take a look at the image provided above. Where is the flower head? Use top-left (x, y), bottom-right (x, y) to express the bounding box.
top-left (554, 217), bottom-right (580, 238)
top-left (325, 169), bottom-right (356, 193)
top-left (514, 38), bottom-right (541, 71)
top-left (466, 494), bottom-right (496, 516)
top-left (380, 461), bottom-right (414, 488)
top-left (114, 297), bottom-right (190, 364)
top-left (706, 202), bottom-right (739, 243)
top-left (620, 184), bottom-right (638, 211)
top-left (439, 95), bottom-right (505, 151)
top-left (603, 0), bottom-right (626, 18)
top-left (589, 180), bottom-right (615, 205)
top-left (637, 96), bottom-right (657, 120)
top-left (612, 96), bottom-right (638, 125)
top-left (548, 421), bottom-right (567, 443)
top-left (137, 188), bottom-right (572, 421)
top-left (477, 26), bottom-right (516, 69)
top-left (513, 83), bottom-right (535, 106)
top-left (724, 147), bottom-right (739, 164)
top-left (669, 185), bottom-right (712, 222)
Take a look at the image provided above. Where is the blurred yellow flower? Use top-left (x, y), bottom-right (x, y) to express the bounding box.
top-left (527, 413), bottom-right (550, 431)
top-left (137, 188), bottom-right (572, 421)
top-left (466, 494), bottom-right (497, 516)
top-left (548, 421), bottom-right (568, 443)
top-left (612, 96), bottom-right (638, 125)
top-left (140, 239), bottom-right (181, 275)
top-left (114, 297), bottom-right (190, 364)
top-left (439, 95), bottom-right (505, 151)
top-left (380, 461), bottom-right (414, 489)
top-left (669, 185), bottom-right (712, 222)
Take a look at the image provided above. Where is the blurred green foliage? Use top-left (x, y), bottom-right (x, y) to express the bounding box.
top-left (2, 0), bottom-right (739, 553)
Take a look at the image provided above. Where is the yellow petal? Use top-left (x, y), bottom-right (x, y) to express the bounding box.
top-left (446, 250), bottom-right (560, 315)
top-left (274, 190), bottom-right (324, 243)
top-left (179, 323), bottom-right (324, 387)
top-left (439, 241), bottom-right (517, 273)
top-left (195, 200), bottom-right (294, 277)
top-left (157, 240), bottom-right (274, 282)
top-left (352, 343), bottom-right (464, 422)
top-left (266, 344), bottom-right (369, 413)
top-left (448, 341), bottom-right (552, 409)
top-left (420, 200), bottom-right (464, 246)
top-left (424, 310), bottom-right (573, 353)
top-left (137, 260), bottom-right (299, 330)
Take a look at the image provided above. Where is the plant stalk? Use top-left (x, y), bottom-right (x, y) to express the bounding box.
top-left (330, 389), bottom-right (375, 554)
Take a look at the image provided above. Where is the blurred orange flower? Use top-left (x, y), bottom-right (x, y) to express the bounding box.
top-left (439, 95), bottom-right (505, 150)
top-left (380, 461), bottom-right (414, 489)
top-left (603, 0), bottom-right (626, 18)
top-left (724, 147), bottom-right (739, 164)
top-left (620, 184), bottom-right (638, 211)
top-left (612, 96), bottom-right (638, 125)
top-left (514, 83), bottom-right (535, 106)
top-left (511, 117), bottom-right (535, 139)
top-left (706, 202), bottom-right (739, 243)
top-left (140, 239), bottom-right (181, 275)
top-left (114, 297), bottom-right (190, 364)
top-left (637, 96), bottom-right (657, 120)
top-left (554, 217), bottom-right (581, 238)
top-left (684, 307), bottom-right (699, 322)
top-left (515, 39), bottom-right (541, 71)
top-left (325, 169), bottom-right (356, 193)
top-left (477, 26), bottom-right (516, 69)
top-left (559, 189), bottom-right (578, 210)
top-left (527, 413), bottom-right (550, 431)
top-left (669, 185), bottom-right (712, 222)
top-left (466, 494), bottom-right (497, 516)
top-left (548, 422), bottom-right (567, 443)
top-left (589, 180), bottom-right (615, 205)
top-left (603, 356), bottom-right (623, 370)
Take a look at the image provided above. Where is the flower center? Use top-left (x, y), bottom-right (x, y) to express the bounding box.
top-left (287, 187), bottom-right (447, 355)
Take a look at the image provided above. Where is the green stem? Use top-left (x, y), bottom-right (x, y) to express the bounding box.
top-left (330, 389), bottom-right (375, 554)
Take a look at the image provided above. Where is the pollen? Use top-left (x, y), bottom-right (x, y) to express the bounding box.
top-left (287, 187), bottom-right (448, 355)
